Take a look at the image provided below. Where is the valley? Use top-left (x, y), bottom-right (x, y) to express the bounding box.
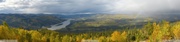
top-left (1, 14), bottom-right (180, 33)
top-left (1, 0), bottom-right (180, 42)
top-left (1, 14), bottom-right (180, 42)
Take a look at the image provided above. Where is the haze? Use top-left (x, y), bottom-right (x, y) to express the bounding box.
top-left (0, 0), bottom-right (180, 14)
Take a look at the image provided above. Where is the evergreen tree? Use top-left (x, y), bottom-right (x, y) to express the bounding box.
top-left (2, 21), bottom-right (9, 27)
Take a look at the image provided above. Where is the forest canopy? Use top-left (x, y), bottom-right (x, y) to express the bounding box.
top-left (0, 21), bottom-right (180, 42)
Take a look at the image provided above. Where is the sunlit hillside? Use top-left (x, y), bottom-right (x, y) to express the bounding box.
top-left (1, 21), bottom-right (180, 42)
top-left (0, 0), bottom-right (180, 42)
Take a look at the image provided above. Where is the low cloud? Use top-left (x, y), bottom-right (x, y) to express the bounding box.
top-left (0, 0), bottom-right (180, 14)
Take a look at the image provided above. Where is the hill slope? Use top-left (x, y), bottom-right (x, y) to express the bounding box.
top-left (0, 14), bottom-right (65, 29)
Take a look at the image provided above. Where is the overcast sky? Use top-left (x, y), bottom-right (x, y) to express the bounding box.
top-left (0, 0), bottom-right (180, 14)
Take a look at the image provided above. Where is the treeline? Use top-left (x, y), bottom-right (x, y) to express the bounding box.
top-left (1, 21), bottom-right (180, 42)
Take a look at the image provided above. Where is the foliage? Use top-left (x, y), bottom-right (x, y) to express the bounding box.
top-left (0, 21), bottom-right (180, 42)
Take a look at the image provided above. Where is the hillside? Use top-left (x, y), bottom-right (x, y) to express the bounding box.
top-left (59, 14), bottom-right (180, 32)
top-left (0, 14), bottom-right (65, 29)
top-left (1, 21), bottom-right (180, 42)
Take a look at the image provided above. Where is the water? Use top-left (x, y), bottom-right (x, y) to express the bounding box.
top-left (47, 19), bottom-right (71, 30)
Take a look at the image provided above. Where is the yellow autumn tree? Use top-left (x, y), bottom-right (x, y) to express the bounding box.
top-left (0, 25), bottom-right (16, 39)
top-left (55, 35), bottom-right (60, 42)
top-left (111, 31), bottom-right (121, 42)
top-left (111, 31), bottom-right (127, 42)
top-left (41, 36), bottom-right (47, 42)
top-left (62, 35), bottom-right (72, 42)
top-left (98, 36), bottom-right (106, 42)
top-left (29, 30), bottom-right (43, 42)
top-left (172, 22), bottom-right (180, 39)
top-left (76, 35), bottom-right (83, 42)
top-left (148, 22), bottom-right (163, 42)
top-left (120, 31), bottom-right (127, 42)
top-left (161, 21), bottom-right (171, 40)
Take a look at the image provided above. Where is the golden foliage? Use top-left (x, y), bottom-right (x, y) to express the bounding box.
top-left (1, 21), bottom-right (180, 42)
top-left (172, 22), bottom-right (180, 39)
top-left (111, 31), bottom-right (121, 41)
top-left (111, 31), bottom-right (127, 42)
top-left (62, 35), bottom-right (72, 42)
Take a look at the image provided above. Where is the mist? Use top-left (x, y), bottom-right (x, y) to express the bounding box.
top-left (0, 0), bottom-right (179, 14)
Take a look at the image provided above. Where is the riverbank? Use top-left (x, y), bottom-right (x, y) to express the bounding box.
top-left (47, 19), bottom-right (72, 30)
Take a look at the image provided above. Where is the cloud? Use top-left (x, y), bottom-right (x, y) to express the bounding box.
top-left (108, 0), bottom-right (180, 14)
top-left (0, 0), bottom-right (180, 14)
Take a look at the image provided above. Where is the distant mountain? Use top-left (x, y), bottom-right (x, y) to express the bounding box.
top-left (53, 14), bottom-right (96, 19)
top-left (0, 14), bottom-right (65, 29)
top-left (58, 14), bottom-right (180, 32)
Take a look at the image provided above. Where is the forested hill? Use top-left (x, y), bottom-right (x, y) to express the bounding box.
top-left (0, 14), bottom-right (65, 29)
top-left (1, 21), bottom-right (180, 42)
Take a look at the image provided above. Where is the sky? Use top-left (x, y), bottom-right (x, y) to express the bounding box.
top-left (0, 0), bottom-right (180, 14)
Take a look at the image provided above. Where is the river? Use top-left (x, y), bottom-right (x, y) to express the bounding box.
top-left (47, 19), bottom-right (71, 30)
